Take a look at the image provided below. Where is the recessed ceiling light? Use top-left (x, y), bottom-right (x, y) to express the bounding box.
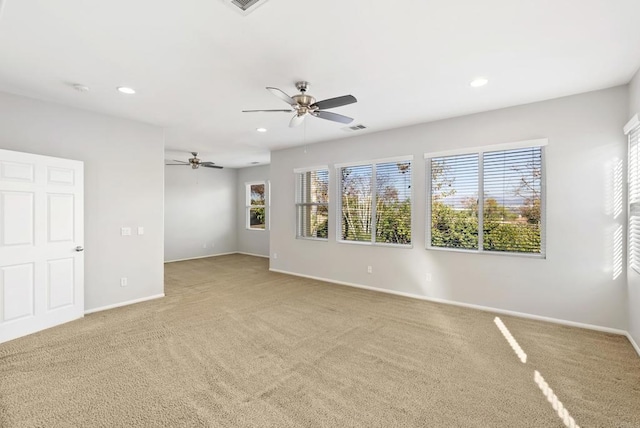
top-left (250, 161), bottom-right (260, 165)
top-left (470, 78), bottom-right (489, 88)
top-left (256, 128), bottom-right (267, 133)
top-left (117, 86), bottom-right (136, 95)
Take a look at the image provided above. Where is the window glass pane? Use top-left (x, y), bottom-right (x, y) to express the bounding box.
top-left (341, 165), bottom-right (372, 242)
top-left (431, 154), bottom-right (479, 249)
top-left (249, 207), bottom-right (265, 229)
top-left (297, 205), bottom-right (328, 238)
top-left (483, 148), bottom-right (542, 253)
top-left (250, 184), bottom-right (265, 205)
top-left (297, 170), bottom-right (329, 239)
top-left (375, 161), bottom-right (411, 244)
top-left (298, 170), bottom-right (328, 204)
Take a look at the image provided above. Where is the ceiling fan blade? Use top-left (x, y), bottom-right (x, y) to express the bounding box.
top-left (202, 164), bottom-right (224, 169)
top-left (290, 114), bottom-right (305, 128)
top-left (242, 109), bottom-right (294, 113)
top-left (266, 87), bottom-right (297, 106)
top-left (171, 160), bottom-right (189, 164)
top-left (312, 110), bottom-right (354, 124)
top-left (310, 95), bottom-right (357, 110)
top-left (165, 164), bottom-right (189, 166)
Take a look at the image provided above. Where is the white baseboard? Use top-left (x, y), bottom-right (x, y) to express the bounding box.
top-left (269, 268), bottom-right (629, 337)
top-left (236, 251), bottom-right (269, 258)
top-left (164, 252), bottom-right (237, 263)
top-left (627, 332), bottom-right (640, 357)
top-left (84, 294), bottom-right (165, 315)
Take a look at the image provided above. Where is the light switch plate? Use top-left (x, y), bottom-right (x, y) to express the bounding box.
top-left (137, 226), bottom-right (144, 235)
top-left (121, 227), bottom-right (131, 236)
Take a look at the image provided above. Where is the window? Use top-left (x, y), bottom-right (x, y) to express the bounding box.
top-left (627, 115), bottom-right (640, 272)
top-left (295, 168), bottom-right (329, 239)
top-left (427, 142), bottom-right (545, 255)
top-left (246, 182), bottom-right (266, 230)
top-left (339, 158), bottom-right (412, 245)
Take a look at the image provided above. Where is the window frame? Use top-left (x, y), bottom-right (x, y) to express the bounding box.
top-left (425, 139), bottom-right (547, 258)
top-left (336, 155), bottom-right (414, 248)
top-left (294, 166), bottom-right (329, 241)
top-left (245, 181), bottom-right (267, 231)
top-left (626, 114), bottom-right (640, 274)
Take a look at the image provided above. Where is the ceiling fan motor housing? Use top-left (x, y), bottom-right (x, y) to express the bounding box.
top-left (243, 81), bottom-right (357, 126)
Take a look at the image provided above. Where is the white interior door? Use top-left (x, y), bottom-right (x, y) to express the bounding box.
top-left (0, 149), bottom-right (84, 343)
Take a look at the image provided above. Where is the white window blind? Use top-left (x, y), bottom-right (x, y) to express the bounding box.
top-left (428, 146), bottom-right (544, 255)
top-left (629, 125), bottom-right (640, 272)
top-left (483, 147), bottom-right (542, 253)
top-left (296, 169), bottom-right (329, 239)
top-left (430, 153), bottom-right (479, 249)
top-left (376, 161), bottom-right (412, 244)
top-left (341, 165), bottom-right (373, 242)
top-left (340, 160), bottom-right (412, 245)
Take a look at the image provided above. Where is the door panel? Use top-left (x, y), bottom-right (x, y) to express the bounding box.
top-left (2, 192), bottom-right (34, 246)
top-left (47, 258), bottom-right (74, 310)
top-left (47, 167), bottom-right (75, 186)
top-left (0, 149), bottom-right (83, 343)
top-left (0, 161), bottom-right (34, 182)
top-left (1, 263), bottom-right (35, 322)
top-left (47, 194), bottom-right (74, 242)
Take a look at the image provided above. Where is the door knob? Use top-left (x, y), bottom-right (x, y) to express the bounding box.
top-left (75, 246), bottom-right (84, 252)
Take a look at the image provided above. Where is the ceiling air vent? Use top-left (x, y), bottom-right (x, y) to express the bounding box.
top-left (343, 124), bottom-right (368, 132)
top-left (223, 0), bottom-right (269, 15)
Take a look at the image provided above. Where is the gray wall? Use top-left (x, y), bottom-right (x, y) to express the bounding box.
top-left (630, 68), bottom-right (640, 119)
top-left (628, 70), bottom-right (640, 346)
top-left (164, 165), bottom-right (237, 261)
top-left (0, 91), bottom-right (164, 312)
top-left (237, 165), bottom-right (270, 257)
top-left (270, 86), bottom-right (629, 331)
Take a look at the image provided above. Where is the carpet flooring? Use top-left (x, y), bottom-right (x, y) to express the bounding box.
top-left (1, 254), bottom-right (639, 427)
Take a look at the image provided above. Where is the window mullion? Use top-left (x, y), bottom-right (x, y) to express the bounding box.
top-left (426, 159), bottom-right (433, 247)
top-left (371, 164), bottom-right (377, 243)
top-left (478, 152), bottom-right (484, 252)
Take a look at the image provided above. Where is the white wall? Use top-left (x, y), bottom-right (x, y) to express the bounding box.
top-left (0, 91), bottom-right (164, 312)
top-left (164, 165), bottom-right (237, 261)
top-left (628, 70), bottom-right (640, 347)
top-left (237, 165), bottom-right (270, 257)
top-left (271, 86), bottom-right (629, 331)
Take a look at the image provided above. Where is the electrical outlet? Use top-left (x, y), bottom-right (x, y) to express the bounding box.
top-left (425, 273), bottom-right (432, 282)
top-left (120, 277), bottom-right (128, 287)
top-left (203, 243), bottom-right (207, 248)
top-left (137, 226), bottom-right (144, 235)
top-left (273, 253), bottom-right (278, 259)
top-left (367, 266), bottom-right (372, 274)
top-left (121, 227), bottom-right (131, 236)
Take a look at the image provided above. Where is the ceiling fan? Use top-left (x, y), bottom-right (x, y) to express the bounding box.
top-left (243, 81), bottom-right (357, 128)
top-left (165, 152), bottom-right (223, 169)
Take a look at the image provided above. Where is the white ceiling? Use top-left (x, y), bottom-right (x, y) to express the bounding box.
top-left (1, 0), bottom-right (639, 168)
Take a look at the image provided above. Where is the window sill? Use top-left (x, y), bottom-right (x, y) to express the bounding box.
top-left (426, 245), bottom-right (545, 259)
top-left (246, 228), bottom-right (267, 232)
top-left (338, 240), bottom-right (413, 249)
top-left (296, 237), bottom-right (328, 242)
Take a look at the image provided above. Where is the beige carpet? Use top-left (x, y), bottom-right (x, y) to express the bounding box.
top-left (1, 254), bottom-right (639, 427)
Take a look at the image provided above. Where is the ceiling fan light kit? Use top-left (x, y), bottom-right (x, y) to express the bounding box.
top-left (165, 152), bottom-right (223, 169)
top-left (243, 81), bottom-right (357, 128)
